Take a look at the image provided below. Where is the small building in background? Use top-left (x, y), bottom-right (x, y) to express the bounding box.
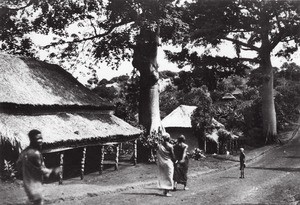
top-left (221, 93), bottom-right (236, 101)
top-left (162, 104), bottom-right (240, 154)
top-left (162, 105), bottom-right (199, 151)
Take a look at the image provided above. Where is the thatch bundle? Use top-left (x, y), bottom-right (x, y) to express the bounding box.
top-left (0, 53), bottom-right (111, 107)
top-left (0, 113), bottom-right (141, 152)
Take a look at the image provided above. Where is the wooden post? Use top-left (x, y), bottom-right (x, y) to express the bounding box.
top-left (115, 144), bottom-right (119, 171)
top-left (0, 142), bottom-right (4, 179)
top-left (59, 152), bottom-right (64, 185)
top-left (133, 139), bottom-right (137, 165)
top-left (80, 147), bottom-right (87, 180)
top-left (99, 145), bottom-right (105, 174)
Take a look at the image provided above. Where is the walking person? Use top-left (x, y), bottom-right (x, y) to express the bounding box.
top-left (173, 135), bottom-right (189, 190)
top-left (17, 129), bottom-right (61, 205)
top-left (157, 133), bottom-right (176, 197)
top-left (239, 148), bottom-right (246, 178)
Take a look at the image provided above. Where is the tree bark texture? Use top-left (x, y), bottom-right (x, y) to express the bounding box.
top-left (132, 26), bottom-right (163, 134)
top-left (132, 26), bottom-right (164, 162)
top-left (259, 9), bottom-right (277, 143)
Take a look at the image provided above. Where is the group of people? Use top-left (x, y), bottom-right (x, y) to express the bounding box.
top-left (156, 133), bottom-right (189, 197)
top-left (17, 129), bottom-right (246, 203)
top-left (156, 133), bottom-right (246, 197)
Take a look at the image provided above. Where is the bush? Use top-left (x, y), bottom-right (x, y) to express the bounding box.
top-left (212, 100), bottom-right (247, 132)
top-left (138, 129), bottom-right (176, 163)
top-left (187, 148), bottom-right (206, 160)
top-left (275, 83), bottom-right (300, 131)
top-left (1, 160), bottom-right (16, 182)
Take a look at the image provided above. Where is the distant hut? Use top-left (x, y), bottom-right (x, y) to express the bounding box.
top-left (222, 93), bottom-right (236, 101)
top-left (162, 105), bottom-right (237, 154)
top-left (232, 87), bottom-right (243, 99)
top-left (162, 105), bottom-right (198, 150)
top-left (0, 54), bottom-right (142, 183)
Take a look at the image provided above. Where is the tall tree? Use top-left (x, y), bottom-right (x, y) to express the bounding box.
top-left (182, 0), bottom-right (300, 143)
top-left (0, 0), bottom-right (187, 138)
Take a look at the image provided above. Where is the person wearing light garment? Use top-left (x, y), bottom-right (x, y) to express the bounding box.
top-left (17, 129), bottom-right (61, 205)
top-left (157, 132), bottom-right (176, 197)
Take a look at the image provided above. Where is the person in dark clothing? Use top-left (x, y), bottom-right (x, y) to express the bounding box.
top-left (173, 135), bottom-right (189, 190)
top-left (239, 148), bottom-right (246, 178)
top-left (17, 129), bottom-right (61, 205)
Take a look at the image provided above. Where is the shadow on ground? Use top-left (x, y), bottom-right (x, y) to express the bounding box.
top-left (248, 166), bottom-right (300, 172)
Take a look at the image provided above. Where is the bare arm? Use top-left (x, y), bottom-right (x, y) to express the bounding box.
top-left (28, 150), bottom-right (54, 178)
top-left (180, 145), bottom-right (188, 163)
top-left (167, 143), bottom-right (176, 162)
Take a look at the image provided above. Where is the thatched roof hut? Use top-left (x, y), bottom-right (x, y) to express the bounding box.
top-left (0, 53), bottom-right (142, 181)
top-left (162, 105), bottom-right (197, 128)
top-left (222, 93), bottom-right (236, 100)
top-left (161, 105), bottom-right (198, 150)
top-left (161, 105), bottom-right (238, 153)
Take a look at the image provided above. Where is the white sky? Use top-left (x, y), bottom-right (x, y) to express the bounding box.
top-left (31, 33), bottom-right (299, 84)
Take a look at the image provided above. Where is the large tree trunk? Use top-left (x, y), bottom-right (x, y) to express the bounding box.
top-left (259, 12), bottom-right (277, 143)
top-left (132, 26), bottom-right (163, 161)
top-left (260, 54), bottom-right (277, 143)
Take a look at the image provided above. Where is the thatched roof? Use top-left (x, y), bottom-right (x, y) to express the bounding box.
top-left (222, 93), bottom-right (236, 100)
top-left (0, 53), bottom-right (112, 108)
top-left (0, 54), bottom-right (142, 152)
top-left (162, 105), bottom-right (197, 128)
top-left (206, 130), bottom-right (219, 143)
top-left (0, 112), bottom-right (141, 152)
top-left (162, 105), bottom-right (225, 130)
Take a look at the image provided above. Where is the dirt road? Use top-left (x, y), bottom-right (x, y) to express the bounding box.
top-left (56, 132), bottom-right (300, 205)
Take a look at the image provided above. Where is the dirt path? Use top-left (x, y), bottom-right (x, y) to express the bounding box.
top-left (54, 129), bottom-right (300, 205)
top-left (2, 121), bottom-right (299, 205)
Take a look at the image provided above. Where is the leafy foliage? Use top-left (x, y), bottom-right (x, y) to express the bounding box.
top-left (212, 100), bottom-right (246, 132)
top-left (92, 73), bottom-right (139, 126)
top-left (0, 0), bottom-right (188, 70)
top-left (1, 160), bottom-right (16, 182)
top-left (190, 88), bottom-right (214, 141)
top-left (187, 148), bottom-right (206, 160)
top-left (167, 0), bottom-right (300, 142)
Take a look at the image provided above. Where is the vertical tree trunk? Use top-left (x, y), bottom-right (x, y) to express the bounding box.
top-left (261, 55), bottom-right (277, 143)
top-left (259, 10), bottom-right (277, 143)
top-left (203, 137), bottom-right (207, 153)
top-left (132, 26), bottom-right (163, 162)
top-left (133, 26), bottom-right (163, 133)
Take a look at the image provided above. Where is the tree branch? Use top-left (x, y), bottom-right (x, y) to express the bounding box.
top-left (44, 20), bottom-right (134, 48)
top-left (89, 19), bottom-right (98, 36)
top-left (236, 57), bottom-right (260, 63)
top-left (1, 0), bottom-right (35, 11)
top-left (223, 36), bottom-right (260, 51)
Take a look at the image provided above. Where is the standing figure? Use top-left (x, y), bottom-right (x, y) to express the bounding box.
top-left (17, 129), bottom-right (61, 205)
top-left (239, 148), bottom-right (246, 178)
top-left (173, 135), bottom-right (189, 190)
top-left (157, 133), bottom-right (175, 197)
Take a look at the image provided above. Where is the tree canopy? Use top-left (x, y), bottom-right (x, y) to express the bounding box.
top-left (0, 0), bottom-right (188, 69)
top-left (168, 0), bottom-right (300, 143)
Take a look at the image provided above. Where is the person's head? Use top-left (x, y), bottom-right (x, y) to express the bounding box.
top-left (177, 135), bottom-right (186, 143)
top-left (28, 129), bottom-right (43, 149)
top-left (161, 133), bottom-right (171, 143)
top-left (240, 148), bottom-right (244, 153)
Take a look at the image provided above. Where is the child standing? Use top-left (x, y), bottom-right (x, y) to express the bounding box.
top-left (239, 148), bottom-right (246, 178)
